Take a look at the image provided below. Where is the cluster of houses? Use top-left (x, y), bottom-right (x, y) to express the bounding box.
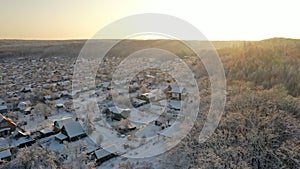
top-left (0, 112), bottom-right (119, 165)
top-left (0, 56), bottom-right (121, 166)
top-left (0, 113), bottom-right (35, 163)
top-left (0, 54), bottom-right (186, 167)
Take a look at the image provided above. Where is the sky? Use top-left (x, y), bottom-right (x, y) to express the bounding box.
top-left (0, 0), bottom-right (299, 40)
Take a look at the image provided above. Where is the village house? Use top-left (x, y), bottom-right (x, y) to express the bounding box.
top-left (166, 84), bottom-right (184, 100)
top-left (168, 100), bottom-right (181, 111)
top-left (24, 107), bottom-right (33, 115)
top-left (132, 99), bottom-right (148, 108)
top-left (114, 119), bottom-right (137, 134)
top-left (11, 130), bottom-right (35, 148)
top-left (93, 146), bottom-right (118, 164)
top-left (53, 117), bottom-right (74, 132)
top-left (138, 92), bottom-right (156, 103)
top-left (60, 90), bottom-right (72, 98)
top-left (0, 105), bottom-right (7, 114)
top-left (0, 99), bottom-right (5, 106)
top-left (0, 138), bottom-right (9, 150)
top-left (107, 107), bottom-right (131, 121)
top-left (21, 87), bottom-right (33, 93)
top-left (0, 114), bottom-right (17, 136)
top-left (0, 149), bottom-right (11, 163)
top-left (55, 121), bottom-right (87, 142)
top-left (54, 133), bottom-right (68, 143)
top-left (17, 101), bottom-right (32, 112)
top-left (38, 128), bottom-right (55, 139)
top-left (0, 99), bottom-right (7, 114)
top-left (102, 82), bottom-right (111, 90)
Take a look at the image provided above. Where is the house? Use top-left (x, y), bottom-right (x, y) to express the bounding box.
top-left (11, 130), bottom-right (35, 148)
top-left (60, 90), bottom-right (71, 98)
top-left (0, 99), bottom-right (7, 114)
top-left (0, 138), bottom-right (9, 150)
top-left (168, 100), bottom-right (181, 111)
top-left (53, 118), bottom-right (74, 131)
top-left (61, 121), bottom-right (87, 141)
top-left (0, 149), bottom-right (11, 162)
top-left (0, 105), bottom-right (7, 114)
top-left (17, 101), bottom-right (32, 112)
top-left (24, 107), bottom-right (33, 115)
top-left (107, 107), bottom-right (130, 121)
top-left (38, 128), bottom-right (55, 138)
top-left (0, 99), bottom-right (5, 105)
top-left (94, 146), bottom-right (118, 164)
top-left (102, 82), bottom-right (111, 90)
top-left (132, 99), bottom-right (148, 107)
top-left (139, 93), bottom-right (155, 103)
top-left (0, 114), bottom-right (17, 136)
top-left (55, 103), bottom-right (64, 109)
top-left (21, 87), bottom-right (32, 93)
top-left (43, 95), bottom-right (53, 101)
top-left (166, 84), bottom-right (183, 100)
top-left (114, 119), bottom-right (136, 134)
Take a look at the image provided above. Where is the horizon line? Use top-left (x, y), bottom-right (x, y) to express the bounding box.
top-left (0, 37), bottom-right (298, 41)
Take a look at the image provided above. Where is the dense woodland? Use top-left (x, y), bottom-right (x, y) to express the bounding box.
top-left (0, 38), bottom-right (299, 168)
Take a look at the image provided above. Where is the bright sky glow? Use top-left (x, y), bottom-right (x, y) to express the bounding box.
top-left (0, 0), bottom-right (299, 40)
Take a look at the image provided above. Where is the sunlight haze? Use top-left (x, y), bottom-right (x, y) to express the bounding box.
top-left (0, 0), bottom-right (299, 40)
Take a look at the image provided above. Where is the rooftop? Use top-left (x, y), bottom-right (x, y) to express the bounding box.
top-left (62, 121), bottom-right (85, 139)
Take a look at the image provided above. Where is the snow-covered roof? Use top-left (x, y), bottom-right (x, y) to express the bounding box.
top-left (0, 128), bottom-right (10, 133)
top-left (0, 105), bottom-right (7, 112)
top-left (108, 107), bottom-right (130, 115)
top-left (108, 107), bottom-right (119, 114)
top-left (168, 100), bottom-right (181, 110)
top-left (133, 99), bottom-right (147, 106)
top-left (0, 99), bottom-right (5, 105)
top-left (40, 128), bottom-right (54, 135)
top-left (11, 136), bottom-right (34, 147)
top-left (141, 93), bottom-right (155, 99)
top-left (62, 121), bottom-right (85, 139)
top-left (170, 85), bottom-right (183, 93)
top-left (94, 149), bottom-right (111, 159)
top-left (102, 82), bottom-right (110, 88)
top-left (0, 150), bottom-right (11, 160)
top-left (0, 114), bottom-right (16, 126)
top-left (0, 114), bottom-right (3, 122)
top-left (94, 146), bottom-right (117, 159)
top-left (54, 118), bottom-right (73, 129)
top-left (55, 133), bottom-right (67, 141)
top-left (0, 138), bottom-right (9, 149)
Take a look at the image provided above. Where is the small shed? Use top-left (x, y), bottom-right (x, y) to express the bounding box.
top-left (21, 87), bottom-right (32, 93)
top-left (94, 146), bottom-right (117, 164)
top-left (39, 128), bottom-right (55, 138)
top-left (17, 101), bottom-right (32, 111)
top-left (43, 95), bottom-right (53, 101)
top-left (115, 119), bottom-right (137, 134)
top-left (0, 105), bottom-right (7, 114)
top-left (167, 84), bottom-right (183, 100)
top-left (24, 107), bottom-right (33, 115)
top-left (11, 135), bottom-right (35, 148)
top-left (54, 133), bottom-right (68, 143)
top-left (107, 107), bottom-right (130, 121)
top-left (139, 93), bottom-right (155, 103)
top-left (168, 100), bottom-right (181, 111)
top-left (0, 149), bottom-right (11, 161)
top-left (133, 99), bottom-right (148, 107)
